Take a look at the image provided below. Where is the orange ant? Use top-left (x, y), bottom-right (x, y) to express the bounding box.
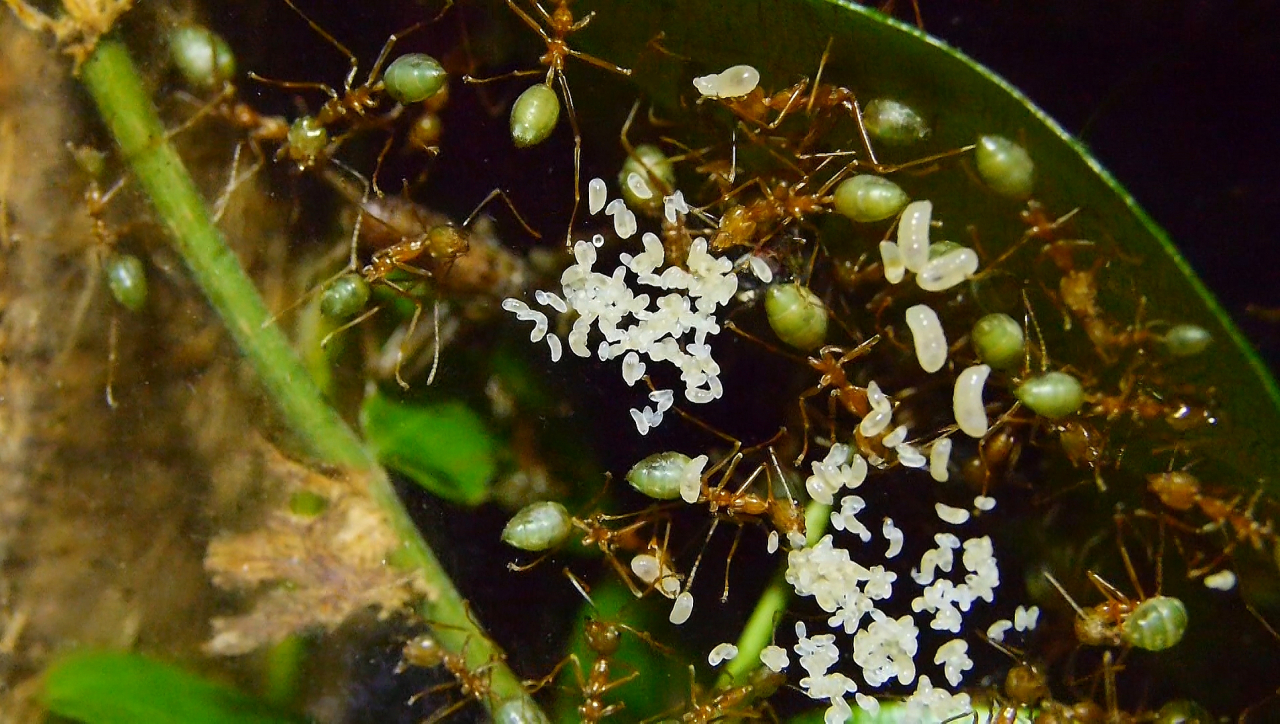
top-left (527, 571), bottom-right (672, 723)
top-left (1034, 236), bottom-right (1159, 365)
top-left (1043, 519), bottom-right (1187, 654)
top-left (674, 664), bottom-right (785, 723)
top-left (466, 0), bottom-right (632, 243)
top-left (243, 0), bottom-right (432, 176)
top-left (715, 38), bottom-right (965, 175)
top-left (706, 157), bottom-right (856, 253)
top-left (60, 148), bottom-right (155, 409)
top-left (398, 632), bottom-right (501, 723)
top-left (961, 416), bottom-right (1024, 497)
top-left (1144, 468), bottom-right (1275, 577)
top-left (793, 339), bottom-right (880, 464)
top-left (314, 165), bottom-right (538, 387)
top-left (504, 489), bottom-right (677, 600)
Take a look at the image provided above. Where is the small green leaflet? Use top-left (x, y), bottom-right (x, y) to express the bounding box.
top-left (42, 650), bottom-right (302, 724)
top-left (360, 391), bottom-right (497, 506)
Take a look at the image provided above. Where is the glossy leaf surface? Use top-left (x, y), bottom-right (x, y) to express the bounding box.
top-left (43, 651), bottom-right (300, 724)
top-left (361, 392), bottom-right (497, 506)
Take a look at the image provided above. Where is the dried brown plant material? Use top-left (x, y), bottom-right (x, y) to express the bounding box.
top-left (2, 0), bottom-right (133, 70)
top-left (204, 444), bottom-right (432, 656)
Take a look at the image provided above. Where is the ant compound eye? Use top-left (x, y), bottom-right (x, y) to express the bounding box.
top-left (510, 83), bottom-right (561, 148)
top-left (1162, 323), bottom-right (1212, 357)
top-left (1015, 371), bottom-right (1084, 419)
top-left (626, 451), bottom-right (695, 500)
top-left (765, 283), bottom-right (828, 352)
top-left (863, 98), bottom-right (930, 145)
top-left (286, 116), bottom-right (329, 163)
top-left (169, 25), bottom-right (237, 91)
top-left (501, 501), bottom-right (572, 552)
top-left (971, 313), bottom-right (1025, 370)
top-left (104, 252), bottom-right (148, 313)
top-left (619, 144), bottom-right (676, 216)
top-left (384, 53), bottom-right (448, 104)
top-left (320, 274), bottom-right (371, 321)
top-left (493, 698), bottom-right (551, 724)
top-left (833, 174), bottom-right (908, 223)
top-left (975, 135), bottom-right (1035, 199)
top-left (1122, 595), bottom-right (1188, 651)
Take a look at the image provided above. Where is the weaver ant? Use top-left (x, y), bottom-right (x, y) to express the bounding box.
top-left (1144, 468), bottom-right (1275, 577)
top-left (1043, 521), bottom-right (1187, 653)
top-left (526, 571), bottom-right (671, 723)
top-left (398, 631), bottom-right (501, 723)
top-left (466, 0), bottom-right (632, 243)
top-left (313, 164), bottom-right (537, 387)
top-left (243, 0), bottom-right (443, 178)
top-left (672, 664), bottom-right (785, 723)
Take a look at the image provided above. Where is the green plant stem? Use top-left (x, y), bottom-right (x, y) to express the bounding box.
top-left (717, 500), bottom-right (831, 689)
top-left (78, 37), bottom-right (540, 720)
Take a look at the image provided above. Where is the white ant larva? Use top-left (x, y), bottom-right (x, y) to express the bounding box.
top-left (707, 643), bottom-right (739, 667)
top-left (929, 438), bottom-right (952, 483)
top-left (1013, 605), bottom-right (1040, 631)
top-left (693, 64), bottom-right (760, 99)
top-left (935, 503), bottom-right (970, 525)
top-left (883, 518), bottom-right (904, 558)
top-left (588, 177), bottom-right (607, 214)
top-left (759, 645), bottom-right (789, 673)
top-left (1204, 569), bottom-right (1237, 591)
top-left (897, 200), bottom-right (932, 272)
top-left (879, 241), bottom-right (905, 284)
top-left (669, 591), bottom-right (694, 624)
top-left (625, 172), bottom-right (653, 200)
top-left (905, 304), bottom-right (947, 373)
top-left (987, 619), bottom-right (1013, 642)
top-left (916, 247), bottom-right (979, 292)
top-left (748, 255), bottom-right (773, 283)
top-left (953, 364), bottom-right (991, 438)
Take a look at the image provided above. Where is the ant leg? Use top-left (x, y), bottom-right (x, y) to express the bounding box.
top-left (246, 72), bottom-right (339, 100)
top-left (370, 134), bottom-right (396, 198)
top-left (280, 0), bottom-right (361, 89)
top-left (392, 300), bottom-right (426, 389)
top-left (1113, 513), bottom-right (1146, 600)
top-left (425, 300), bottom-right (442, 386)
top-left (525, 652), bottom-right (582, 694)
top-left (420, 697), bottom-right (469, 724)
top-left (506, 0), bottom-right (554, 37)
top-left (556, 72), bottom-right (582, 247)
top-left (565, 45), bottom-right (633, 77)
top-left (320, 305), bottom-right (381, 349)
top-left (462, 187), bottom-right (542, 239)
top-left (105, 316), bottom-right (120, 409)
top-left (794, 384), bottom-right (825, 465)
top-left (462, 68), bottom-right (543, 85)
top-left (720, 526), bottom-right (743, 603)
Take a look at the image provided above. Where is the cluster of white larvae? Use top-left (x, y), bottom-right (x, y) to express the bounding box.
top-left (501, 63), bottom-right (1035, 720)
top-left (690, 426), bottom-right (1037, 721)
top-left (885, 199), bottom-right (998, 445)
top-left (503, 175), bottom-right (773, 436)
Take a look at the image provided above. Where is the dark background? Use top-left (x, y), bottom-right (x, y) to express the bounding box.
top-left (870, 0), bottom-right (1280, 373)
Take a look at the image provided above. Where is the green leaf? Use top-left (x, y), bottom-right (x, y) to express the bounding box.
top-left (569, 0), bottom-right (1280, 487)
top-left (360, 391), bottom-right (497, 506)
top-left (42, 650), bottom-right (302, 724)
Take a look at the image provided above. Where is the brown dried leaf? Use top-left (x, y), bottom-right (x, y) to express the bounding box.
top-left (203, 444), bottom-right (430, 656)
